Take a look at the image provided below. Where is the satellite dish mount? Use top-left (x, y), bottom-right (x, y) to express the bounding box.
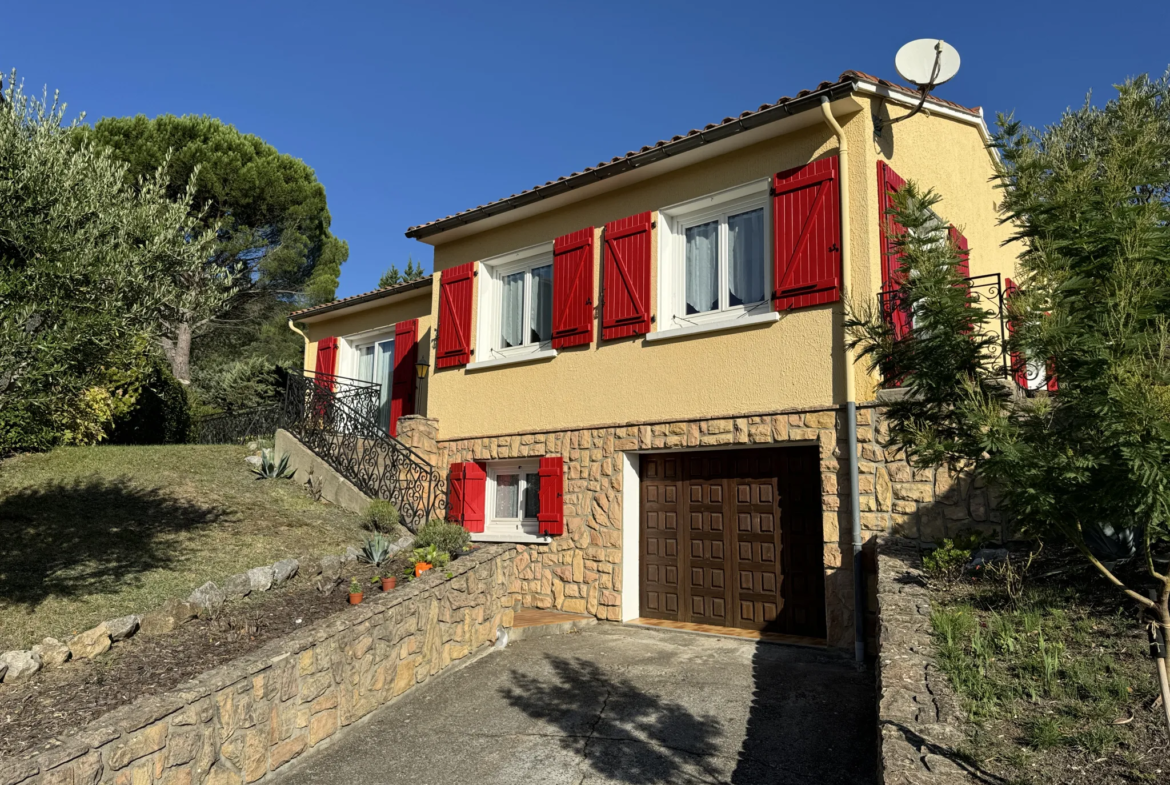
top-left (880, 38), bottom-right (961, 129)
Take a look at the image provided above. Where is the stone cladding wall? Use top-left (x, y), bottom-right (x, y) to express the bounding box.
top-left (875, 537), bottom-right (980, 784)
top-left (413, 401), bottom-right (1006, 651)
top-left (0, 545), bottom-right (518, 785)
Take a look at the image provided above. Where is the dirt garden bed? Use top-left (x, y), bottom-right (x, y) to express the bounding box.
top-left (0, 555), bottom-right (412, 761)
top-left (927, 542), bottom-right (1170, 784)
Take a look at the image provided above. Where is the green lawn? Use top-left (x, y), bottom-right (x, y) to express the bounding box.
top-left (0, 444), bottom-right (367, 649)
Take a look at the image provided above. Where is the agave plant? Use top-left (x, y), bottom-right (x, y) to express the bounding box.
top-left (251, 449), bottom-right (293, 480)
top-left (359, 532), bottom-right (395, 568)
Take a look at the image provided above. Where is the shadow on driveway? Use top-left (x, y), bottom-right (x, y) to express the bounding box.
top-left (274, 625), bottom-right (876, 785)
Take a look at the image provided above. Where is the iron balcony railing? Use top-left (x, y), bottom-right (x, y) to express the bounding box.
top-left (281, 370), bottom-right (445, 530)
top-left (195, 369), bottom-right (445, 530)
top-left (876, 272), bottom-right (1045, 390)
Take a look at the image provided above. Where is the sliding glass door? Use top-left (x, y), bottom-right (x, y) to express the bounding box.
top-left (353, 336), bottom-right (395, 432)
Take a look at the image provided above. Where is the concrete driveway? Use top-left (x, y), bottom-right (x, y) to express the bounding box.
top-left (274, 624), bottom-right (877, 785)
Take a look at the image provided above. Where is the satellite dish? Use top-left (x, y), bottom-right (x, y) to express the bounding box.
top-left (895, 39), bottom-right (961, 88)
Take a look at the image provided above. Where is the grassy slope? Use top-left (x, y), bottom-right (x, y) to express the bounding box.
top-left (0, 445), bottom-right (366, 649)
top-left (930, 550), bottom-right (1166, 784)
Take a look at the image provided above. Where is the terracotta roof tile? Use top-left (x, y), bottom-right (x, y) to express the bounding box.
top-left (289, 275), bottom-right (433, 319)
top-left (405, 70), bottom-right (980, 238)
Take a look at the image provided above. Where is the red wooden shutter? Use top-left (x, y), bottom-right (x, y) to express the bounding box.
top-left (314, 337), bottom-right (339, 392)
top-left (552, 228), bottom-right (595, 349)
top-left (602, 212), bottom-right (652, 340)
top-left (772, 155), bottom-right (842, 311)
top-left (436, 262), bottom-right (474, 368)
top-left (537, 456), bottom-right (564, 536)
top-left (1004, 278), bottom-right (1029, 389)
top-left (948, 225), bottom-right (971, 278)
top-left (446, 463), bottom-right (466, 523)
top-left (878, 162), bottom-right (911, 340)
top-left (388, 319), bottom-right (419, 437)
top-left (463, 462), bottom-right (487, 534)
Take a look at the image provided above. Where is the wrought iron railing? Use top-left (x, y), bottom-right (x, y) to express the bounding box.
top-left (282, 370), bottom-right (445, 531)
top-left (877, 273), bottom-right (1045, 389)
top-left (194, 403), bottom-right (286, 445)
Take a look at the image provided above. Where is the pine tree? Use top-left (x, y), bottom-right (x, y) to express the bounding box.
top-left (379, 256), bottom-right (426, 289)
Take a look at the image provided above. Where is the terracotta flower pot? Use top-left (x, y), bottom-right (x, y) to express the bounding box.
top-left (381, 576), bottom-right (397, 591)
top-left (348, 592), bottom-right (363, 605)
top-left (414, 562), bottom-right (433, 577)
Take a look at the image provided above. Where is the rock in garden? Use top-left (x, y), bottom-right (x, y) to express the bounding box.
top-left (0, 650), bottom-right (41, 682)
top-left (965, 548), bottom-right (1010, 572)
top-left (343, 546), bottom-right (361, 563)
top-left (103, 614), bottom-right (140, 642)
top-left (140, 599), bottom-right (199, 635)
top-left (272, 558), bottom-right (299, 585)
top-left (247, 441), bottom-right (259, 451)
top-left (187, 581), bottom-right (226, 613)
top-left (69, 626), bottom-right (111, 660)
top-left (244, 454), bottom-right (262, 467)
top-left (31, 637), bottom-right (71, 668)
top-left (223, 572), bottom-right (252, 600)
top-left (247, 565), bottom-right (275, 592)
top-left (316, 575), bottom-right (342, 594)
top-left (297, 555), bottom-right (321, 577)
top-left (319, 555), bottom-right (341, 581)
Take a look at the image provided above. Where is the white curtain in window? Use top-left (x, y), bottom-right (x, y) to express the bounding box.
top-left (495, 474), bottom-right (519, 518)
top-left (685, 220), bottom-right (719, 314)
top-left (377, 339), bottom-right (394, 430)
top-left (356, 345), bottom-right (375, 383)
top-left (728, 208), bottom-right (765, 306)
top-left (530, 264), bottom-right (553, 344)
top-left (500, 271), bottom-right (525, 348)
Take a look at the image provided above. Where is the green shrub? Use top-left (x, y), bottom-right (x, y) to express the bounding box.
top-left (364, 500), bottom-right (402, 533)
top-left (410, 544), bottom-right (450, 568)
top-left (190, 355), bottom-right (282, 414)
top-left (109, 360), bottom-right (192, 445)
top-left (414, 519), bottom-right (470, 555)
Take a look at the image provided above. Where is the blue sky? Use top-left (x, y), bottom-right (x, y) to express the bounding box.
top-left (7, 1), bottom-right (1169, 298)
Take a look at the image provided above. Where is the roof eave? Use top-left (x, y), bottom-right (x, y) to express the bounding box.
top-left (404, 79), bottom-right (859, 242)
top-left (290, 276), bottom-right (433, 322)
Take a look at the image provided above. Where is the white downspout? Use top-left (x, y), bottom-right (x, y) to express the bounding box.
top-left (819, 96), bottom-right (865, 662)
top-left (288, 319), bottom-right (310, 370)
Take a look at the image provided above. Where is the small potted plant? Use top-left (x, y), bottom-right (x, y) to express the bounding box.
top-left (372, 572), bottom-right (396, 592)
top-left (411, 544), bottom-right (449, 577)
top-left (348, 577), bottom-right (363, 605)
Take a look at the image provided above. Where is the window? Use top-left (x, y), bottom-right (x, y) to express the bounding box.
top-left (477, 244), bottom-right (555, 362)
top-left (345, 332), bottom-right (394, 431)
top-left (485, 461), bottom-right (542, 539)
top-left (658, 180), bottom-right (772, 329)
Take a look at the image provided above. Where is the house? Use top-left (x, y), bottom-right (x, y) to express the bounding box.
top-left (288, 70), bottom-right (1016, 654)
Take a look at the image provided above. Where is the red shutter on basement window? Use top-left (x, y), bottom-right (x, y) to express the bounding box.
top-left (552, 228), bottom-right (595, 349)
top-left (772, 155), bottom-right (842, 311)
top-left (447, 463), bottom-right (466, 523)
top-left (1004, 278), bottom-right (1030, 389)
top-left (602, 212), bottom-right (652, 340)
top-left (314, 337), bottom-right (339, 392)
top-left (878, 161), bottom-right (912, 341)
top-left (462, 462), bottom-right (486, 534)
top-left (436, 262), bottom-right (474, 368)
top-left (388, 319), bottom-right (419, 437)
top-left (537, 456), bottom-right (564, 536)
top-left (448, 462), bottom-right (487, 532)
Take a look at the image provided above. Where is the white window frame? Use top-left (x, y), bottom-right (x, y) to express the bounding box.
top-left (474, 242), bottom-right (556, 365)
top-left (340, 328), bottom-right (395, 383)
top-left (475, 460), bottom-right (551, 545)
top-left (657, 179), bottom-right (773, 332)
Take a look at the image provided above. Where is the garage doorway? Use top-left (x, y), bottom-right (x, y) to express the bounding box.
top-left (639, 446), bottom-right (826, 639)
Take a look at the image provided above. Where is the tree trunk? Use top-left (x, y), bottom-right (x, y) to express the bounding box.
top-left (163, 321), bottom-right (193, 384)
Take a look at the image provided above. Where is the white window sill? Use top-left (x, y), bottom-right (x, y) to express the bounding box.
top-left (472, 532), bottom-right (552, 545)
top-left (466, 347), bottom-right (557, 372)
top-left (645, 311), bottom-right (779, 343)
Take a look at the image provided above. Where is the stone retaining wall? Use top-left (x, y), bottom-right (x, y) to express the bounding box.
top-left (875, 537), bottom-right (980, 784)
top-left (0, 545), bottom-right (519, 785)
top-left (423, 403), bottom-right (1006, 650)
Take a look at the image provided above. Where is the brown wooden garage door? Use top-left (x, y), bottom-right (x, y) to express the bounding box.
top-left (639, 447), bottom-right (826, 639)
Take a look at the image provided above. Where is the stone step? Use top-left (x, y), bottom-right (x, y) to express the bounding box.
top-left (508, 610), bottom-right (598, 642)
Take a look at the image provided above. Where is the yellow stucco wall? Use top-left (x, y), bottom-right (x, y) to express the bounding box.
top-left (298, 96), bottom-right (1017, 441)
